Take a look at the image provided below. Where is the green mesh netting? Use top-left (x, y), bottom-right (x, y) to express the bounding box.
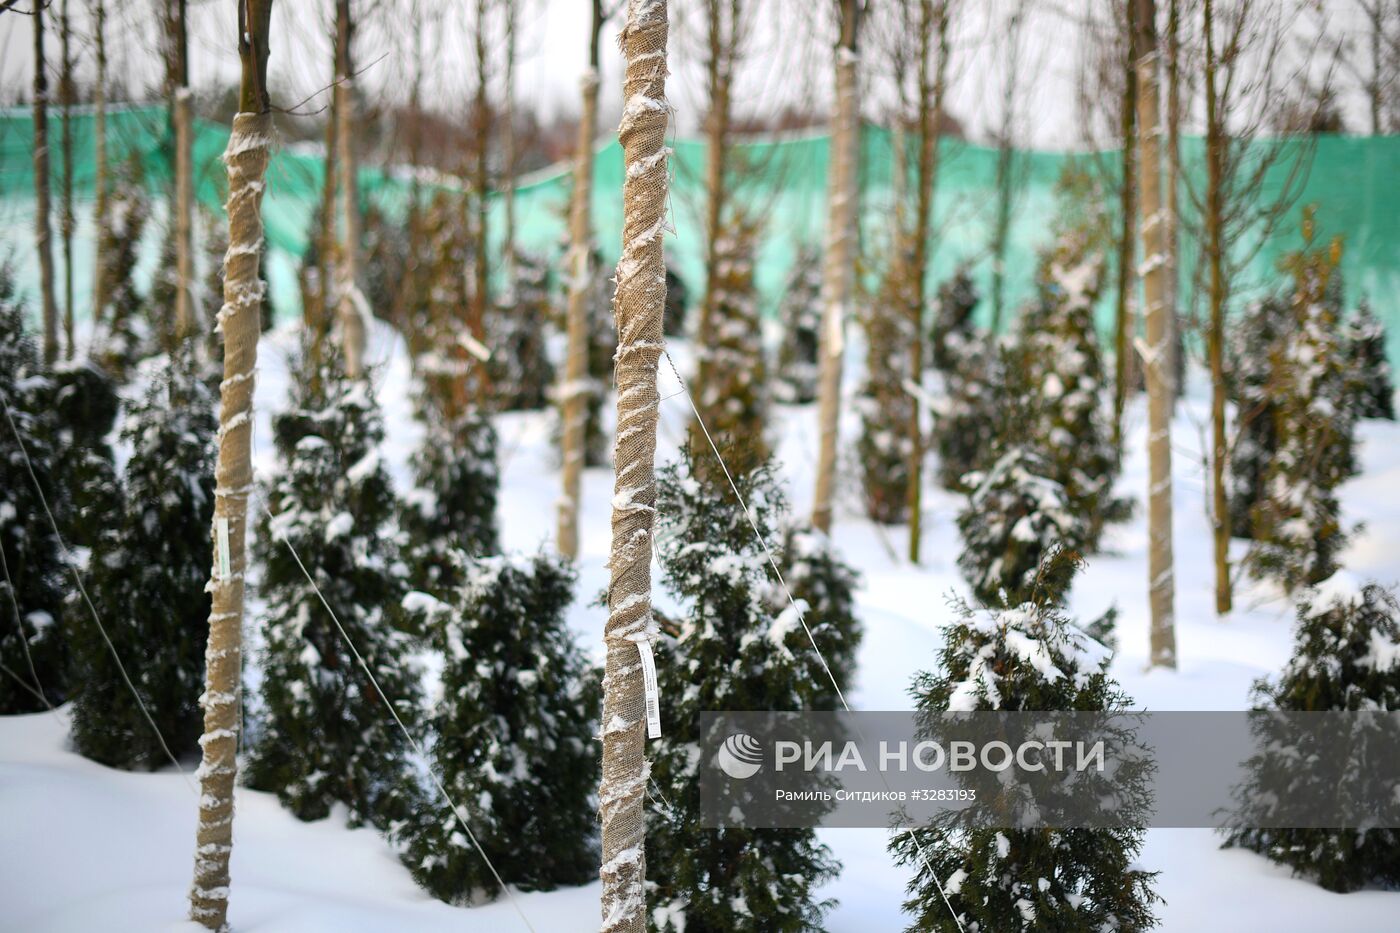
top-left (2, 105), bottom-right (1397, 362)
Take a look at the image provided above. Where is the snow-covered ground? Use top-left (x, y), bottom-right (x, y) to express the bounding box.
top-left (3, 320), bottom-right (1398, 931)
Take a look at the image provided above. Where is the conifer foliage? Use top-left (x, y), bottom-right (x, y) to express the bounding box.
top-left (1345, 302), bottom-right (1395, 421)
top-left (774, 247), bottom-right (823, 405)
top-left (779, 521), bottom-right (863, 708)
top-left (858, 250), bottom-right (916, 524)
top-left (957, 448), bottom-right (1087, 607)
top-left (1011, 233), bottom-right (1127, 549)
top-left (401, 552), bottom-right (598, 901)
top-left (70, 348), bottom-right (216, 768)
top-left (1223, 581), bottom-right (1400, 892)
top-left (246, 350), bottom-right (422, 829)
top-left (1227, 295), bottom-right (1291, 538)
top-left (892, 556), bottom-right (1159, 932)
top-left (0, 292), bottom-right (68, 713)
top-left (648, 450), bottom-right (839, 932)
top-left (1247, 231), bottom-right (1357, 590)
top-left (491, 253), bottom-right (556, 411)
top-left (692, 223), bottom-right (769, 476)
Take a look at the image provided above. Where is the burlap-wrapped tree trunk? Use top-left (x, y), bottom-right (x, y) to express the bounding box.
top-left (92, 0), bottom-right (110, 335)
top-left (335, 0), bottom-right (365, 378)
top-left (1135, 0), bottom-right (1176, 667)
top-left (558, 0), bottom-right (605, 560)
top-left (601, 5), bottom-right (668, 930)
top-left (812, 0), bottom-right (861, 533)
top-left (189, 3), bottom-right (273, 929)
top-left (32, 1), bottom-right (59, 365)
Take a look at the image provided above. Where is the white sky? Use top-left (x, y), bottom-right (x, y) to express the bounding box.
top-left (0, 0), bottom-right (1381, 152)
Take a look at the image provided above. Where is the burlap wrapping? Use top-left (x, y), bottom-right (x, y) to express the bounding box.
top-left (600, 3), bottom-right (669, 931)
top-left (1135, 1), bottom-right (1176, 667)
top-left (558, 69), bottom-right (601, 559)
top-left (189, 110), bottom-right (271, 933)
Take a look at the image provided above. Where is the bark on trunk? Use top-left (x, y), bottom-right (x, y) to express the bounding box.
top-left (33, 2), bottom-right (59, 365)
top-left (557, 1), bottom-right (604, 560)
top-left (60, 0), bottom-right (76, 359)
top-left (502, 0), bottom-right (517, 285)
top-left (172, 0), bottom-right (196, 344)
top-left (335, 0), bottom-right (365, 379)
top-left (1204, 0), bottom-right (1231, 615)
top-left (1135, 0), bottom-right (1176, 668)
top-left (1164, 0), bottom-right (1182, 401)
top-left (812, 0), bottom-right (861, 534)
top-left (693, 0), bottom-right (735, 412)
top-left (92, 0), bottom-right (110, 338)
top-left (471, 0), bottom-right (491, 403)
top-left (600, 5), bottom-right (668, 929)
top-left (1112, 0), bottom-right (1139, 449)
top-left (906, 0), bottom-right (948, 564)
top-left (188, 3), bottom-right (273, 928)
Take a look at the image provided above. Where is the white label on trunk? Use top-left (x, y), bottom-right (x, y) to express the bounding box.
top-left (462, 333), bottom-right (493, 362)
top-left (826, 304), bottom-right (845, 357)
top-left (638, 639), bottom-right (661, 739)
top-left (216, 517), bottom-right (231, 580)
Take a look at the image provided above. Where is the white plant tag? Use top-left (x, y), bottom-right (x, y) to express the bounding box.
top-left (216, 517), bottom-right (231, 580)
top-left (637, 639), bottom-right (661, 739)
top-left (462, 333), bottom-right (493, 362)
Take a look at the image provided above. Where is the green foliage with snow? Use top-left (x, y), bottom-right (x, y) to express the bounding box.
top-left (70, 348), bottom-right (216, 769)
top-left (648, 450), bottom-right (839, 932)
top-left (892, 556), bottom-right (1159, 932)
top-left (1010, 233), bottom-right (1128, 551)
top-left (0, 290), bottom-right (68, 714)
top-left (1345, 302), bottom-right (1396, 422)
top-left (957, 449), bottom-right (1088, 607)
top-left (400, 553), bottom-right (598, 901)
top-left (929, 268), bottom-right (980, 375)
top-left (1248, 233), bottom-right (1357, 590)
top-left (491, 253), bottom-right (556, 412)
top-left (774, 247), bottom-right (822, 405)
top-left (692, 224), bottom-right (769, 480)
top-left (858, 249), bottom-right (916, 524)
top-left (779, 522), bottom-right (863, 709)
top-left (1223, 581), bottom-right (1400, 892)
top-left (246, 350), bottom-right (422, 830)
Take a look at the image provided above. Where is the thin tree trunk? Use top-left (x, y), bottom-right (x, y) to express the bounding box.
top-left (1165, 0), bottom-right (1181, 400)
top-left (33, 1), bottom-right (59, 365)
top-left (906, 0), bottom-right (949, 564)
top-left (502, 0), bottom-right (517, 286)
top-left (91, 0), bottom-right (110, 338)
top-left (1204, 0), bottom-right (1231, 615)
top-left (1135, 0), bottom-right (1176, 668)
top-left (694, 0), bottom-right (734, 407)
top-left (558, 0), bottom-right (604, 560)
top-left (172, 0), bottom-right (197, 343)
top-left (314, 85), bottom-right (339, 341)
top-left (471, 0), bottom-right (491, 403)
top-left (1113, 0), bottom-right (1139, 450)
top-left (335, 0), bottom-right (365, 379)
top-left (812, 0), bottom-right (861, 534)
top-left (189, 2), bottom-right (274, 928)
top-left (600, 5), bottom-right (668, 930)
top-left (988, 2), bottom-right (1022, 334)
top-left (60, 0), bottom-right (76, 359)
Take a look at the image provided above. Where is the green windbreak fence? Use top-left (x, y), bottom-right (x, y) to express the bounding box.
top-left (2, 105), bottom-right (1397, 363)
